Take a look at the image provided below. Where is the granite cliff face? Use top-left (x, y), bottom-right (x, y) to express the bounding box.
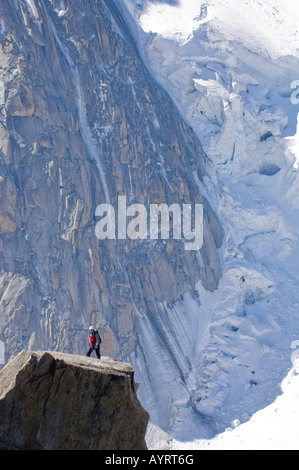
top-left (0, 0), bottom-right (223, 432)
top-left (0, 350), bottom-right (148, 450)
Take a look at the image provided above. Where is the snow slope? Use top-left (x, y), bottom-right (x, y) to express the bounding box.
top-left (115, 0), bottom-right (299, 449)
top-left (166, 359), bottom-right (299, 450)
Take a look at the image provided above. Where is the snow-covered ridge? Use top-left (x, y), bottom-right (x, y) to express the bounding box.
top-left (116, 0), bottom-right (299, 448)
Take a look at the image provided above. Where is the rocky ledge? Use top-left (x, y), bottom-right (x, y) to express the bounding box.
top-left (0, 350), bottom-right (149, 450)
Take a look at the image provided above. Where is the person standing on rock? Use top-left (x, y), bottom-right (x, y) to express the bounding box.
top-left (87, 326), bottom-right (101, 359)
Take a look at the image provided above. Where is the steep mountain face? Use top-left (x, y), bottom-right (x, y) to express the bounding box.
top-left (0, 0), bottom-right (223, 435)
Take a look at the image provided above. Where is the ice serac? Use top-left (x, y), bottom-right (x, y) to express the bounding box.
top-left (0, 0), bottom-right (223, 436)
top-left (0, 350), bottom-right (149, 450)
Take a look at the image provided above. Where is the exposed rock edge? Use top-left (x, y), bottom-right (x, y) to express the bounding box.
top-left (0, 350), bottom-right (149, 450)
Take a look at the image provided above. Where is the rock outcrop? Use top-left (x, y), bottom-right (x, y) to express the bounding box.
top-left (0, 350), bottom-right (149, 450)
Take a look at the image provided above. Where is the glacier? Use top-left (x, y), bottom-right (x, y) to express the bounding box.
top-left (115, 0), bottom-right (299, 448)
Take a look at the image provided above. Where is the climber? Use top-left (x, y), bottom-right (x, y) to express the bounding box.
top-left (87, 326), bottom-right (101, 359)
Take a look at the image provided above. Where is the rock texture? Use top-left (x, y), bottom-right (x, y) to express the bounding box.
top-left (0, 350), bottom-right (149, 450)
top-left (0, 0), bottom-right (223, 431)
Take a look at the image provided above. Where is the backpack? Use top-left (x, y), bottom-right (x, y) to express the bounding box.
top-left (95, 330), bottom-right (102, 344)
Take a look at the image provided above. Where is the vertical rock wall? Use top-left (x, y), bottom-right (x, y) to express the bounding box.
top-left (0, 0), bottom-right (223, 432)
